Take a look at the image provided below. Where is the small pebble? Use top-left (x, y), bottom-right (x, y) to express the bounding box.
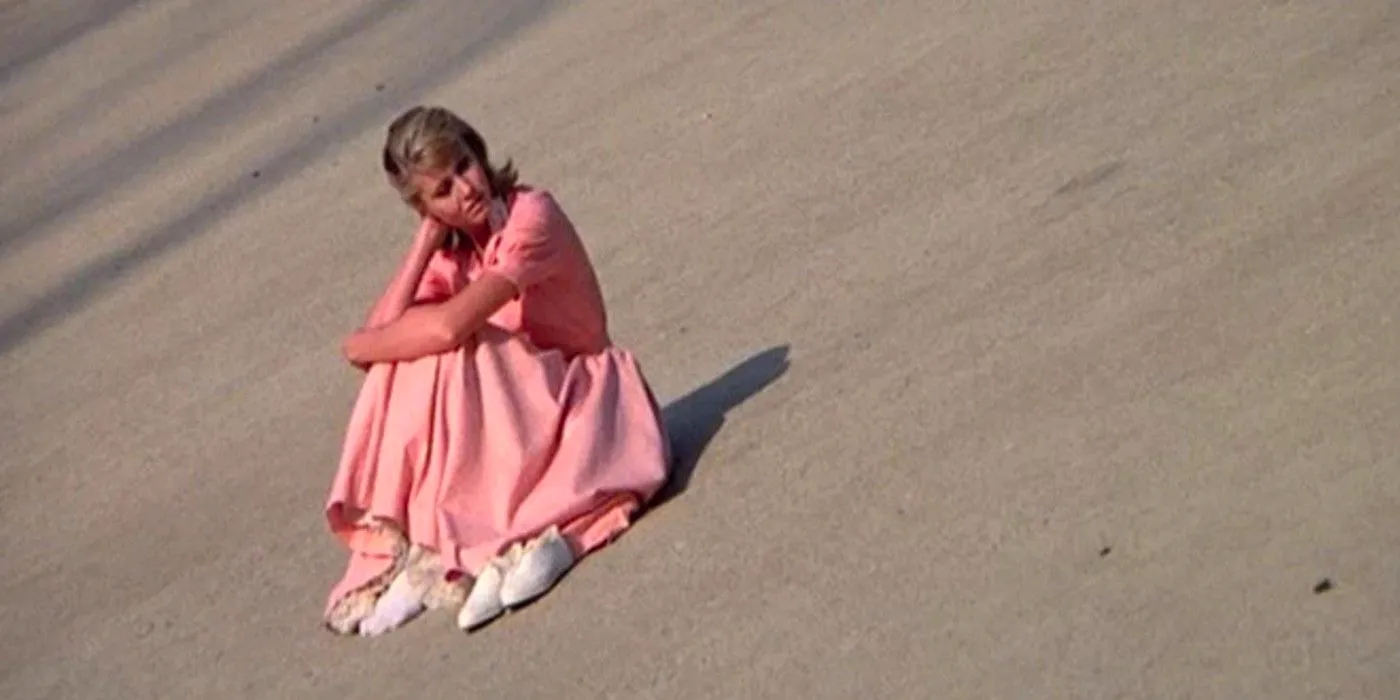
top-left (375, 83), bottom-right (385, 92)
top-left (1313, 578), bottom-right (1333, 594)
top-left (251, 170), bottom-right (261, 179)
top-left (1098, 546), bottom-right (1112, 558)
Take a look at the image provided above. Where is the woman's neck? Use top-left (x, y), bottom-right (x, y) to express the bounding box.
top-left (463, 223), bottom-right (492, 246)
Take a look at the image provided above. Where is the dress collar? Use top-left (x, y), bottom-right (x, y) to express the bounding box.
top-left (488, 197), bottom-right (508, 234)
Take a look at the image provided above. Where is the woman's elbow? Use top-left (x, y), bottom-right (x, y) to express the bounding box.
top-left (341, 334), bottom-right (365, 364)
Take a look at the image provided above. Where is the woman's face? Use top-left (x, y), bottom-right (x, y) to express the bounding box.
top-left (412, 151), bottom-right (494, 233)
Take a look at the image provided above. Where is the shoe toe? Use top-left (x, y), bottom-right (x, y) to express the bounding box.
top-left (456, 561), bottom-right (507, 631)
top-left (500, 529), bottom-right (575, 607)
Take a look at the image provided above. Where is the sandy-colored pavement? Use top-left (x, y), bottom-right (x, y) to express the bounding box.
top-left (3, 0), bottom-right (1398, 697)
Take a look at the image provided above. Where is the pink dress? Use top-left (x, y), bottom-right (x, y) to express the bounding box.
top-left (323, 187), bottom-right (671, 616)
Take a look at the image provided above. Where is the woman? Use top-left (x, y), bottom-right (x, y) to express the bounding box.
top-left (322, 105), bottom-right (670, 636)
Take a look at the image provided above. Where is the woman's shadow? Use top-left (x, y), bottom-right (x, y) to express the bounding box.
top-left (650, 344), bottom-right (790, 508)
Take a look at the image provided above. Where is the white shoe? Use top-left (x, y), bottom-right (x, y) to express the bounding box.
top-left (358, 573), bottom-right (426, 637)
top-left (499, 526), bottom-right (576, 608)
top-left (359, 546), bottom-right (442, 637)
top-left (456, 552), bottom-right (513, 631)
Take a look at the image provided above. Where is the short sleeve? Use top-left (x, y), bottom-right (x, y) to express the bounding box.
top-left (485, 191), bottom-right (564, 291)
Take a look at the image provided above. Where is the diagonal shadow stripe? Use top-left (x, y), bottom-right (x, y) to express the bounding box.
top-left (0, 0), bottom-right (558, 357)
top-left (0, 0), bottom-right (144, 86)
top-left (0, 0), bottom-right (406, 257)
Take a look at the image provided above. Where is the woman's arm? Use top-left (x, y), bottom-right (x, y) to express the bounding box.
top-left (342, 271), bottom-right (519, 366)
top-left (361, 217), bottom-right (448, 330)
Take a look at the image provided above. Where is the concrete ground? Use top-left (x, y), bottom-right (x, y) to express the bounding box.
top-left (2, 0), bottom-right (1397, 697)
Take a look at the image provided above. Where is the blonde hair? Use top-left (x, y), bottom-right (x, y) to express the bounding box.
top-left (380, 105), bottom-right (518, 213)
